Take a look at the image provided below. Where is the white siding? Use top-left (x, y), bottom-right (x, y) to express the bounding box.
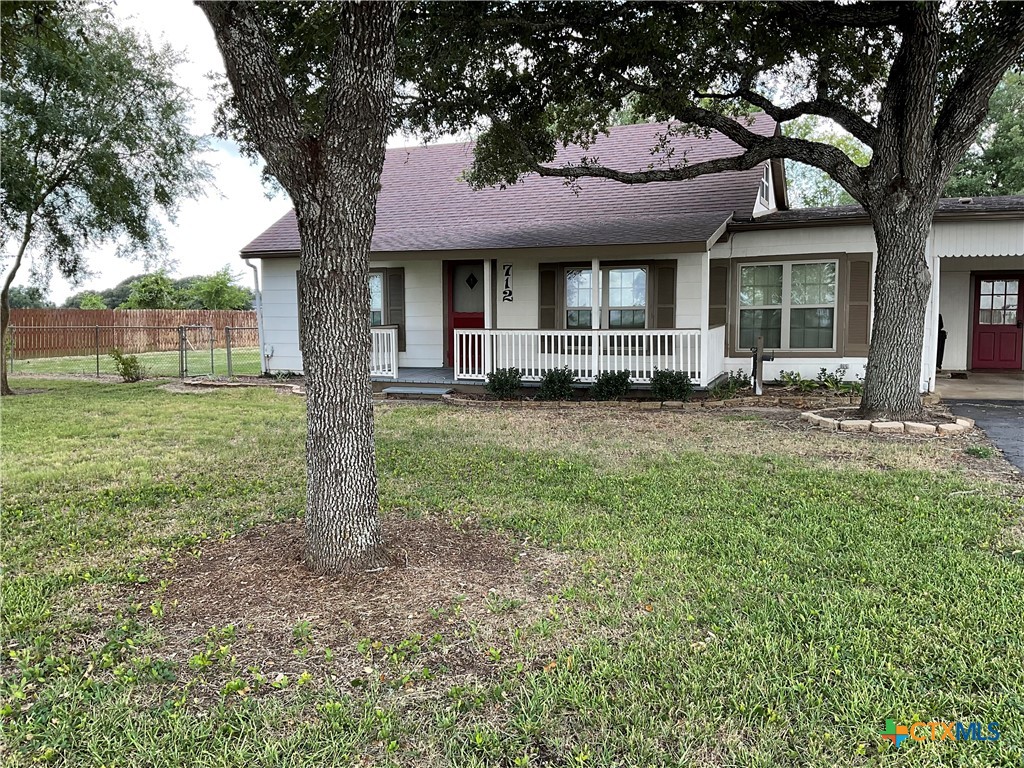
top-left (933, 219), bottom-right (1024, 258)
top-left (723, 356), bottom-right (867, 383)
top-left (258, 257), bottom-right (445, 373)
top-left (375, 259), bottom-right (444, 367)
top-left (938, 255), bottom-right (1024, 371)
top-left (260, 258), bottom-right (303, 373)
top-left (711, 224), bottom-right (878, 260)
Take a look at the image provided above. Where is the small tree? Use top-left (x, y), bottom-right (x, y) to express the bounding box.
top-left (118, 272), bottom-right (183, 309)
top-left (1, 3), bottom-right (207, 394)
top-left (185, 267), bottom-right (253, 310)
top-left (78, 293), bottom-right (108, 310)
top-left (6, 285), bottom-right (54, 309)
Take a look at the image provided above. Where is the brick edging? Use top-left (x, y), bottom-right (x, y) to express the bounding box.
top-left (440, 393), bottom-right (859, 410)
top-left (800, 410), bottom-right (974, 437)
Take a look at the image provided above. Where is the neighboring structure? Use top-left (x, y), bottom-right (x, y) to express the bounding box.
top-left (241, 114), bottom-right (1024, 391)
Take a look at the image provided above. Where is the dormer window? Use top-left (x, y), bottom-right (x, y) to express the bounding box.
top-left (759, 165), bottom-right (771, 205)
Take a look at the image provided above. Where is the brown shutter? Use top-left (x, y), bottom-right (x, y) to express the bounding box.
top-left (538, 265), bottom-right (557, 328)
top-left (844, 255), bottom-right (871, 355)
top-left (653, 262), bottom-right (676, 328)
top-left (708, 263), bottom-right (728, 327)
top-left (295, 270), bottom-right (304, 345)
top-left (385, 268), bottom-right (406, 351)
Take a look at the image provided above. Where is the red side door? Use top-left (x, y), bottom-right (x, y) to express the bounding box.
top-left (971, 275), bottom-right (1023, 370)
top-left (446, 261), bottom-right (485, 367)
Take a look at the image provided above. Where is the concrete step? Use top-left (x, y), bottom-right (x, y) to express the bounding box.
top-left (381, 386), bottom-right (454, 399)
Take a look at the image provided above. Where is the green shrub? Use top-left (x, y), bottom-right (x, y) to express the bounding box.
top-left (109, 348), bottom-right (145, 382)
top-left (708, 370), bottom-right (750, 400)
top-left (485, 367), bottom-right (523, 399)
top-left (649, 368), bottom-right (693, 402)
top-left (536, 367), bottom-right (577, 400)
top-left (590, 370), bottom-right (632, 400)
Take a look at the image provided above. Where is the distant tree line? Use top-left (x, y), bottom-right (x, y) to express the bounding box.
top-left (60, 268), bottom-right (254, 310)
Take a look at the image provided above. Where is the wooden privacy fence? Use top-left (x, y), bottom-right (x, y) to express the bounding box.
top-left (8, 309), bottom-right (257, 358)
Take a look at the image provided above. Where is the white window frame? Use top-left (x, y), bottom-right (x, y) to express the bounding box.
top-left (563, 265), bottom-right (651, 330)
top-left (368, 271), bottom-right (385, 327)
top-left (758, 166), bottom-right (771, 205)
top-left (603, 266), bottom-right (648, 329)
top-left (737, 259), bottom-right (839, 351)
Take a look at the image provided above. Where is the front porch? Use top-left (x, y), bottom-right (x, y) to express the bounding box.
top-left (370, 326), bottom-right (727, 387)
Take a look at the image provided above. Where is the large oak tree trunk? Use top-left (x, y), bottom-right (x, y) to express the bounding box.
top-left (200, 1), bottom-right (399, 574)
top-left (859, 200), bottom-right (934, 420)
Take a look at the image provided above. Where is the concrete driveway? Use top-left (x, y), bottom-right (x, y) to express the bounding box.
top-left (945, 400), bottom-right (1024, 471)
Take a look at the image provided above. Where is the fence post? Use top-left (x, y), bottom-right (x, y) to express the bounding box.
top-left (226, 327), bottom-right (233, 379)
top-left (209, 325), bottom-right (215, 377)
top-left (95, 325), bottom-right (100, 377)
top-left (178, 326), bottom-right (186, 378)
top-left (7, 326), bottom-right (13, 374)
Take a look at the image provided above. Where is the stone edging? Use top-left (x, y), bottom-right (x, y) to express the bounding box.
top-left (800, 411), bottom-right (974, 437)
top-left (182, 377), bottom-right (306, 396)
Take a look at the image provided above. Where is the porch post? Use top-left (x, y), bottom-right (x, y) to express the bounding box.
top-left (922, 227), bottom-right (940, 393)
top-left (483, 259), bottom-right (493, 329)
top-left (591, 257), bottom-right (600, 378)
top-left (483, 258), bottom-right (493, 377)
top-left (699, 252), bottom-right (710, 386)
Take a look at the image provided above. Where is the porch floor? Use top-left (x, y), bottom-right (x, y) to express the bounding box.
top-left (372, 367), bottom-right (467, 385)
top-left (935, 371), bottom-right (1024, 402)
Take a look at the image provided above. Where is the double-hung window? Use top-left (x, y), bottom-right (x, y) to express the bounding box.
top-left (565, 268), bottom-right (594, 328)
top-left (738, 261), bottom-right (837, 350)
top-left (607, 267), bottom-right (647, 328)
top-left (564, 266), bottom-right (648, 329)
top-left (368, 272), bottom-right (384, 326)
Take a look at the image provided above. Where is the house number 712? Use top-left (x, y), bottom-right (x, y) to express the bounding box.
top-left (501, 263), bottom-right (513, 302)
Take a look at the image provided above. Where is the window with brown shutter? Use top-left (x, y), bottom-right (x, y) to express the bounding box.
top-left (844, 255), bottom-right (872, 355)
top-left (385, 268), bottom-right (406, 351)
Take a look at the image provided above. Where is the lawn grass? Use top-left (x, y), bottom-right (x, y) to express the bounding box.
top-left (8, 346), bottom-right (262, 378)
top-left (2, 379), bottom-right (1023, 767)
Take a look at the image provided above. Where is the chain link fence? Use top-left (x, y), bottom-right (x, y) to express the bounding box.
top-left (6, 325), bottom-right (264, 379)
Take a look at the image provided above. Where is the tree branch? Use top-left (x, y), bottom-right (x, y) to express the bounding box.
top-left (933, 7), bottom-right (1024, 173)
top-left (196, 1), bottom-right (308, 193)
top-left (696, 87), bottom-right (878, 147)
top-left (504, 104), bottom-right (867, 202)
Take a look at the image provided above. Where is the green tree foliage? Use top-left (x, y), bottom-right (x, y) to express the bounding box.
top-left (77, 292), bottom-right (107, 310)
top-left (6, 285), bottom-right (54, 308)
top-left (945, 71), bottom-right (1024, 197)
top-left (183, 268), bottom-right (253, 310)
top-left (783, 117), bottom-right (871, 208)
top-left (397, 2), bottom-right (1024, 419)
top-left (118, 272), bottom-right (182, 309)
top-left (0, 3), bottom-right (208, 393)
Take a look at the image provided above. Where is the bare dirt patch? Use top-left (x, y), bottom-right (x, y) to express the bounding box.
top-left (118, 515), bottom-right (572, 699)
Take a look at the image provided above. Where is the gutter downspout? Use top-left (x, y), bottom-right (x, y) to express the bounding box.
top-left (244, 258), bottom-right (268, 375)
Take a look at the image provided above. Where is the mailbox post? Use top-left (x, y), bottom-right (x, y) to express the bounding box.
top-left (751, 336), bottom-right (775, 396)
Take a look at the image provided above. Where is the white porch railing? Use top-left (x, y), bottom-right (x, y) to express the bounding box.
top-left (454, 328), bottom-right (724, 386)
top-left (370, 326), bottom-right (399, 380)
top-left (705, 324), bottom-right (726, 388)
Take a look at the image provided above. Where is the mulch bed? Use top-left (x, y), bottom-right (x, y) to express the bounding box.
top-left (112, 515), bottom-right (571, 698)
top-left (815, 405), bottom-right (956, 425)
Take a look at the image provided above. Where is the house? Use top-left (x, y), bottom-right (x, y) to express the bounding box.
top-left (240, 114), bottom-right (1024, 392)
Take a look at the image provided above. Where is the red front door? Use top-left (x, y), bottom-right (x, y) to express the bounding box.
top-left (446, 261), bottom-right (485, 367)
top-left (971, 274), bottom-right (1023, 370)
